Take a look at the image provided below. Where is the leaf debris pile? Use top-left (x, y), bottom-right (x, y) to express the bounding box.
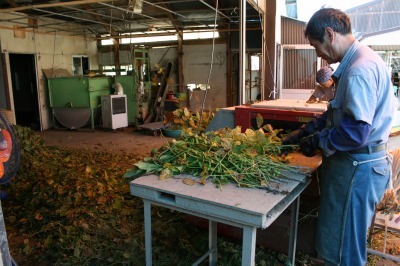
top-left (165, 107), bottom-right (215, 132)
top-left (2, 126), bottom-right (396, 265)
top-left (124, 126), bottom-right (306, 189)
top-left (1, 126), bottom-right (316, 265)
top-left (3, 126), bottom-right (143, 265)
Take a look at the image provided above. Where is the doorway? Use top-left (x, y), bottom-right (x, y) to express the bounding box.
top-left (230, 52), bottom-right (262, 105)
top-left (9, 53), bottom-right (40, 130)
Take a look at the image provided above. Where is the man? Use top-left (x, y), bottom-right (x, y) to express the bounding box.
top-left (282, 8), bottom-right (395, 266)
top-left (307, 66), bottom-right (335, 103)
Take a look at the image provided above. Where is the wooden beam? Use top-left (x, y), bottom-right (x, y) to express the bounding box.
top-left (177, 32), bottom-right (183, 93)
top-left (0, 0), bottom-right (115, 13)
top-left (0, 25), bottom-right (93, 39)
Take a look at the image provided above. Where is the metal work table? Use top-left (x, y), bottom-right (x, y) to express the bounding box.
top-left (130, 153), bottom-right (321, 266)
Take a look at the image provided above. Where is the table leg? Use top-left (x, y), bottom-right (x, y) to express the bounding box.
top-left (209, 220), bottom-right (217, 266)
top-left (242, 225), bottom-right (256, 266)
top-left (287, 196), bottom-right (300, 266)
top-left (144, 200), bottom-right (152, 266)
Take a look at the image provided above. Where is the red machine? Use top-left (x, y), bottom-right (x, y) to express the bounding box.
top-left (235, 99), bottom-right (327, 131)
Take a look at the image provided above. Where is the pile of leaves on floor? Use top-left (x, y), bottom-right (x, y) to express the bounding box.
top-left (3, 126), bottom-right (397, 265)
top-left (1, 126), bottom-right (316, 265)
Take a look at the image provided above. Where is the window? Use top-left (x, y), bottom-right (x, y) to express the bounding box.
top-left (102, 65), bottom-right (133, 76)
top-left (72, 56), bottom-right (89, 76)
top-left (101, 31), bottom-right (219, 46)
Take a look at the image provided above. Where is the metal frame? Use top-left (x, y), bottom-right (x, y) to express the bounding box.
top-left (130, 163), bottom-right (317, 266)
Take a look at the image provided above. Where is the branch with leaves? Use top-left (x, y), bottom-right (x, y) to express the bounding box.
top-left (124, 126), bottom-right (307, 189)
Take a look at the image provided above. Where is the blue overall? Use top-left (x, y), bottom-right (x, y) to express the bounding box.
top-left (315, 41), bottom-right (395, 265)
top-left (317, 150), bottom-right (391, 265)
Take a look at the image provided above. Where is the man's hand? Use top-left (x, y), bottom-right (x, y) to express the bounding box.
top-left (280, 129), bottom-right (307, 156)
top-left (299, 133), bottom-right (320, 157)
top-left (306, 95), bottom-right (317, 103)
top-left (281, 129), bottom-right (306, 146)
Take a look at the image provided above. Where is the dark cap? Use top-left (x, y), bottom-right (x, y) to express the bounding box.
top-left (316, 66), bottom-right (333, 83)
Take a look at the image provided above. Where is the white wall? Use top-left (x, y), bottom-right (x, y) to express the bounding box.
top-left (182, 43), bottom-right (227, 112)
top-left (0, 13), bottom-right (98, 130)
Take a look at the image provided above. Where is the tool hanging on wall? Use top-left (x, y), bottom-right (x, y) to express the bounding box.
top-left (144, 62), bottom-right (173, 124)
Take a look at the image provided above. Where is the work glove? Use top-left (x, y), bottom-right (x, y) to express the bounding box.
top-left (281, 128), bottom-right (307, 146)
top-left (299, 133), bottom-right (320, 157)
top-left (280, 129), bottom-right (307, 156)
top-left (281, 114), bottom-right (324, 146)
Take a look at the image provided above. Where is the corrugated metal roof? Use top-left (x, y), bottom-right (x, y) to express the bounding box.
top-left (346, 0), bottom-right (400, 39)
top-left (345, 0), bottom-right (381, 12)
top-left (359, 27), bottom-right (400, 51)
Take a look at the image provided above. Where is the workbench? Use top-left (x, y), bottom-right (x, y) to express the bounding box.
top-left (130, 153), bottom-right (321, 266)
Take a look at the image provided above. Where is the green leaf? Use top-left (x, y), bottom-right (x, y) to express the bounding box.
top-left (142, 157), bottom-right (153, 162)
top-left (134, 161), bottom-right (161, 172)
top-left (123, 168), bottom-right (145, 178)
top-left (159, 154), bottom-right (175, 163)
top-left (256, 114), bottom-right (264, 128)
top-left (255, 129), bottom-right (267, 141)
top-left (150, 148), bottom-right (158, 155)
top-left (255, 145), bottom-right (264, 155)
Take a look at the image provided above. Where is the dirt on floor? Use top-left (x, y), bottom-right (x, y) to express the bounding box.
top-left (38, 126), bottom-right (172, 157)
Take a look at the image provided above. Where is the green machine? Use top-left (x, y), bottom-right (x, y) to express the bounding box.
top-left (48, 76), bottom-right (112, 130)
top-left (114, 48), bottom-right (151, 126)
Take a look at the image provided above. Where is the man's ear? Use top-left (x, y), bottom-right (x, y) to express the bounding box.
top-left (325, 27), bottom-right (334, 42)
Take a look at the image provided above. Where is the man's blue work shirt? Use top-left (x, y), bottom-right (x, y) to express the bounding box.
top-left (325, 40), bottom-right (395, 152)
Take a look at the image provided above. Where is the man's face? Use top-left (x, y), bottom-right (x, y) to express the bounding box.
top-left (308, 34), bottom-right (338, 64)
top-left (320, 79), bottom-right (334, 88)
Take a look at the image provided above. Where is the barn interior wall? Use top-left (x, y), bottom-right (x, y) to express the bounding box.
top-left (182, 43), bottom-right (227, 112)
top-left (0, 13), bottom-right (99, 130)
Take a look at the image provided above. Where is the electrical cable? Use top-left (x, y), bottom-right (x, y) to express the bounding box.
top-left (198, 0), bottom-right (219, 130)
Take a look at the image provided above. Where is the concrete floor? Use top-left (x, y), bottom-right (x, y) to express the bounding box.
top-left (38, 126), bottom-right (173, 157)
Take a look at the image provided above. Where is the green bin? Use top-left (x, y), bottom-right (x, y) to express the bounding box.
top-left (48, 76), bottom-right (112, 130)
